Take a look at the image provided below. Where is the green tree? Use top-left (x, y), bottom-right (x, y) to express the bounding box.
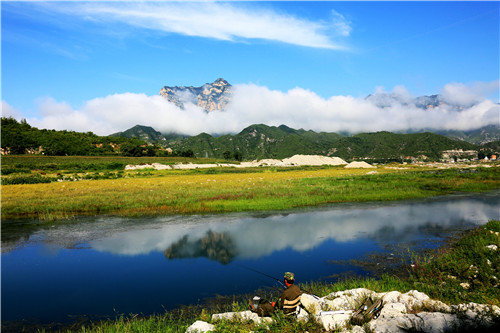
top-left (181, 149), bottom-right (194, 157)
top-left (233, 151), bottom-right (243, 161)
top-left (120, 143), bottom-right (143, 157)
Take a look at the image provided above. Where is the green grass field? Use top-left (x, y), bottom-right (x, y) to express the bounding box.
top-left (2, 157), bottom-right (499, 221)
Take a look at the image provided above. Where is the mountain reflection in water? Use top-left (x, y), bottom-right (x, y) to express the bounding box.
top-left (164, 231), bottom-right (237, 264)
top-left (88, 195), bottom-right (499, 261)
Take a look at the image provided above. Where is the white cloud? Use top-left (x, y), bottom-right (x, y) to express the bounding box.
top-left (440, 80), bottom-right (500, 106)
top-left (43, 2), bottom-right (348, 50)
top-left (23, 81), bottom-right (499, 136)
top-left (331, 9), bottom-right (352, 37)
top-left (1, 101), bottom-right (23, 119)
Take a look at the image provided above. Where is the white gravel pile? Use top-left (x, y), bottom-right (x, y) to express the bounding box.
top-left (345, 161), bottom-right (376, 169)
top-left (282, 155), bottom-right (347, 166)
top-left (125, 163), bottom-right (172, 170)
top-left (125, 155), bottom-right (349, 170)
top-left (256, 159), bottom-right (288, 166)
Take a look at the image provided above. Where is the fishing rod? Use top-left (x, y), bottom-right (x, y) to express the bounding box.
top-left (236, 264), bottom-right (287, 289)
top-left (235, 264), bottom-right (319, 297)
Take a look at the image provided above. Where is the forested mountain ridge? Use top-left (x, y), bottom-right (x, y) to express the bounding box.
top-left (2, 117), bottom-right (496, 161)
top-left (167, 124), bottom-right (482, 161)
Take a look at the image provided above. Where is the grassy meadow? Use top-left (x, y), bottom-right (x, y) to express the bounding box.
top-left (1, 155), bottom-right (499, 220)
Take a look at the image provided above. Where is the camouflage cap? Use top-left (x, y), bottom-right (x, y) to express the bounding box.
top-left (284, 272), bottom-right (295, 280)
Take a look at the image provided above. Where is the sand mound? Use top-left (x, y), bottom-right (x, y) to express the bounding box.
top-left (257, 159), bottom-right (287, 166)
top-left (345, 161), bottom-right (376, 168)
top-left (124, 155), bottom-right (349, 170)
top-left (282, 155), bottom-right (347, 166)
top-left (125, 163), bottom-right (172, 170)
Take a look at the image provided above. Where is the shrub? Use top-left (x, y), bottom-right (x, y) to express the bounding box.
top-left (2, 174), bottom-right (54, 185)
top-left (1, 167), bottom-right (31, 175)
top-left (105, 162), bottom-right (126, 170)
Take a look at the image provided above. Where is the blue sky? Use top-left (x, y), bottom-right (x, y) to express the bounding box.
top-left (1, 1), bottom-right (499, 135)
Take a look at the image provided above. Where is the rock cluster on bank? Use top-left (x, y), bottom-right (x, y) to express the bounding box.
top-left (185, 288), bottom-right (499, 332)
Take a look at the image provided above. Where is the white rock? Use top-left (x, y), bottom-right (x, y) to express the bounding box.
top-left (301, 293), bottom-right (327, 315)
top-left (347, 326), bottom-right (365, 333)
top-left (353, 326), bottom-right (365, 333)
top-left (423, 300), bottom-right (451, 313)
top-left (373, 291), bottom-right (387, 299)
top-left (400, 290), bottom-right (431, 312)
top-left (405, 290), bottom-right (430, 303)
top-left (323, 288), bottom-right (374, 311)
top-left (486, 244), bottom-right (498, 251)
top-left (370, 312), bottom-right (459, 333)
top-left (325, 288), bottom-right (374, 300)
top-left (211, 310), bottom-right (272, 325)
top-left (378, 302), bottom-right (407, 318)
top-left (417, 312), bottom-right (460, 332)
top-left (452, 302), bottom-right (500, 321)
top-left (460, 282), bottom-right (470, 289)
top-left (212, 310), bottom-right (252, 321)
top-left (325, 297), bottom-right (356, 311)
top-left (185, 320), bottom-right (215, 333)
top-left (317, 312), bottom-right (351, 331)
top-left (381, 291), bottom-right (403, 304)
top-left (296, 306), bottom-right (310, 322)
top-left (369, 315), bottom-right (415, 333)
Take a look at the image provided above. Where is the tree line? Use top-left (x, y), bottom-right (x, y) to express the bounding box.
top-left (0, 117), bottom-right (200, 158)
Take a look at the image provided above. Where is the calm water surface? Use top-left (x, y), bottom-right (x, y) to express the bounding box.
top-left (2, 191), bottom-right (499, 324)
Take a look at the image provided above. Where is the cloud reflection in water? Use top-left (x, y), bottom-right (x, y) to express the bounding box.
top-left (90, 197), bottom-right (499, 262)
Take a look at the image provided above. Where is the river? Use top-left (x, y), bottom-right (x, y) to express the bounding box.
top-left (2, 191), bottom-right (499, 325)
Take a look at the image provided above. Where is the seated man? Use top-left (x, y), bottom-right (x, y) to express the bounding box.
top-left (249, 272), bottom-right (302, 317)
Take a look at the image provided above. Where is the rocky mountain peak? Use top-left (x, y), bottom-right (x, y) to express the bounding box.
top-left (159, 78), bottom-right (232, 112)
top-left (365, 93), bottom-right (466, 111)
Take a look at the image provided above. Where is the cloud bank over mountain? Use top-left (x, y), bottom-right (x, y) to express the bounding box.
top-left (3, 80), bottom-right (498, 136)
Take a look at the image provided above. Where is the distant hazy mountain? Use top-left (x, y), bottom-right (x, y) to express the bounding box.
top-left (159, 78), bottom-right (232, 112)
top-left (365, 93), bottom-right (466, 111)
top-left (434, 125), bottom-right (500, 145)
top-left (481, 140), bottom-right (500, 152)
